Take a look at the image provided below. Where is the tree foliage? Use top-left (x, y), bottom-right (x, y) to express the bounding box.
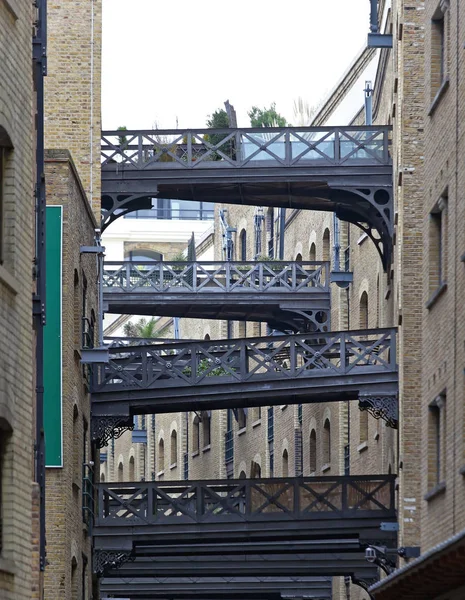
top-left (248, 103), bottom-right (287, 128)
top-left (123, 317), bottom-right (168, 339)
top-left (204, 108), bottom-right (233, 160)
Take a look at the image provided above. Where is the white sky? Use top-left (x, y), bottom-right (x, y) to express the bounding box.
top-left (102, 0), bottom-right (371, 130)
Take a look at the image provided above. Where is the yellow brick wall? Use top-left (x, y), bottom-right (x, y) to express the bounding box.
top-left (0, 2), bottom-right (35, 599)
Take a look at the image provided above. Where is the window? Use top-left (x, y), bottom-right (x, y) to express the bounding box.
top-left (250, 461), bottom-right (261, 478)
top-left (323, 419), bottom-right (331, 465)
top-left (428, 194), bottom-right (447, 297)
top-left (240, 229), bottom-right (247, 261)
top-left (193, 415), bottom-right (200, 453)
top-left (170, 430), bottom-right (177, 466)
top-left (124, 199), bottom-right (214, 221)
top-left (322, 229), bottom-right (331, 263)
top-left (428, 394), bottom-right (445, 488)
top-left (309, 429), bottom-right (317, 473)
top-left (126, 248), bottom-right (163, 262)
top-left (431, 4), bottom-right (448, 100)
top-left (309, 242), bottom-right (316, 262)
top-left (359, 291), bottom-right (368, 329)
top-left (129, 456), bottom-right (135, 481)
top-left (0, 422), bottom-right (12, 553)
top-left (282, 449), bottom-right (289, 477)
top-left (117, 461), bottom-right (123, 482)
top-left (237, 408), bottom-right (247, 430)
top-left (202, 411), bottom-right (211, 447)
top-left (158, 439), bottom-right (165, 473)
top-left (360, 410), bottom-right (369, 444)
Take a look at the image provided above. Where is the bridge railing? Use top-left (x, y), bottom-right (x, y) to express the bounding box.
top-left (102, 260), bottom-right (330, 293)
top-left (95, 475), bottom-right (396, 526)
top-left (91, 328), bottom-right (397, 393)
top-left (101, 126), bottom-right (391, 169)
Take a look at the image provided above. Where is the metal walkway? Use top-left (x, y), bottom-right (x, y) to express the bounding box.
top-left (91, 328), bottom-right (398, 430)
top-left (93, 475), bottom-right (396, 582)
top-left (101, 126), bottom-right (393, 268)
top-left (99, 575), bottom-right (334, 599)
top-left (103, 259), bottom-right (331, 332)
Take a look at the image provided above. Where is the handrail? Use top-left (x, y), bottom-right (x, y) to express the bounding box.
top-left (91, 328), bottom-right (397, 393)
top-left (95, 475), bottom-right (396, 526)
top-left (102, 260), bottom-right (330, 294)
top-left (101, 126), bottom-right (392, 169)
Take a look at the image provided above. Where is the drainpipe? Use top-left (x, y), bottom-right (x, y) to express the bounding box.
top-left (278, 208), bottom-right (286, 260)
top-left (32, 0), bottom-right (47, 574)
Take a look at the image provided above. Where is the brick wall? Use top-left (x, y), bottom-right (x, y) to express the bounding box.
top-left (0, 2), bottom-right (35, 599)
top-left (44, 151), bottom-right (98, 600)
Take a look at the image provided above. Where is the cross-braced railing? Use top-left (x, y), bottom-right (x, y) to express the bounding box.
top-left (91, 328), bottom-right (397, 394)
top-left (95, 475), bottom-right (396, 527)
top-left (101, 126), bottom-right (391, 169)
top-left (103, 260), bottom-right (330, 294)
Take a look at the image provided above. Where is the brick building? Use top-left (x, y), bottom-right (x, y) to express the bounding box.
top-left (0, 2), bottom-right (36, 600)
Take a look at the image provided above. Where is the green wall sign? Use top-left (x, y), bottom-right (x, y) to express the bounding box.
top-left (44, 206), bottom-right (63, 467)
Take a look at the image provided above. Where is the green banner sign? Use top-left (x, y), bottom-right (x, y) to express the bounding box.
top-left (44, 206), bottom-right (63, 467)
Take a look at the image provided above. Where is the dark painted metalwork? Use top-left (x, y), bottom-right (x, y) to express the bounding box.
top-left (359, 393), bottom-right (398, 428)
top-left (91, 415), bottom-right (134, 449)
top-left (93, 475), bottom-right (396, 551)
top-left (103, 259), bottom-right (331, 331)
top-left (90, 328), bottom-right (398, 417)
top-left (32, 0), bottom-right (47, 574)
top-left (100, 126), bottom-right (393, 269)
top-left (368, 0), bottom-right (393, 48)
top-left (99, 575), bottom-right (333, 599)
top-left (94, 549), bottom-right (135, 576)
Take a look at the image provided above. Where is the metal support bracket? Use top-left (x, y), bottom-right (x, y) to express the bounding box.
top-left (359, 393), bottom-right (398, 428)
top-left (93, 549), bottom-right (135, 576)
top-left (351, 575), bottom-right (377, 599)
top-left (91, 416), bottom-right (134, 449)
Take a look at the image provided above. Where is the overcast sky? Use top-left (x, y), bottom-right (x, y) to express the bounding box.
top-left (102, 0), bottom-right (370, 130)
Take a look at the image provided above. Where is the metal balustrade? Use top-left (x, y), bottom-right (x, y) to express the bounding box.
top-left (96, 475), bottom-right (395, 528)
top-left (91, 328), bottom-right (398, 418)
top-left (103, 260), bottom-right (330, 294)
top-left (102, 260), bottom-right (331, 331)
top-left (101, 127), bottom-right (391, 169)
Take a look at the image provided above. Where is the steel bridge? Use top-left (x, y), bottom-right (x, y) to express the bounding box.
top-left (99, 575), bottom-right (334, 600)
top-left (93, 475), bottom-right (396, 584)
top-left (90, 328), bottom-right (398, 441)
top-left (103, 259), bottom-right (331, 332)
top-left (101, 126), bottom-right (393, 268)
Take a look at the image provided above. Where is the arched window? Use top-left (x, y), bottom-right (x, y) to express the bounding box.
top-left (117, 462), bottom-right (124, 482)
top-left (322, 229), bottom-right (331, 263)
top-left (323, 419), bottom-right (331, 465)
top-left (240, 229), bottom-right (247, 261)
top-left (309, 429), bottom-right (317, 473)
top-left (170, 430), bottom-right (178, 466)
top-left (309, 242), bottom-right (316, 262)
top-left (204, 333), bottom-right (211, 341)
top-left (360, 410), bottom-right (368, 444)
top-left (193, 415), bottom-right (200, 453)
top-left (126, 248), bottom-right (163, 261)
top-left (295, 252), bottom-right (303, 262)
top-left (158, 439), bottom-right (165, 473)
top-left (202, 412), bottom-right (211, 447)
top-left (360, 291), bottom-right (369, 329)
top-left (129, 455), bottom-right (135, 481)
top-left (250, 461), bottom-right (261, 478)
top-left (100, 473), bottom-right (105, 482)
top-left (237, 408), bottom-right (247, 430)
top-left (239, 470), bottom-right (247, 479)
top-left (282, 449), bottom-right (289, 477)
